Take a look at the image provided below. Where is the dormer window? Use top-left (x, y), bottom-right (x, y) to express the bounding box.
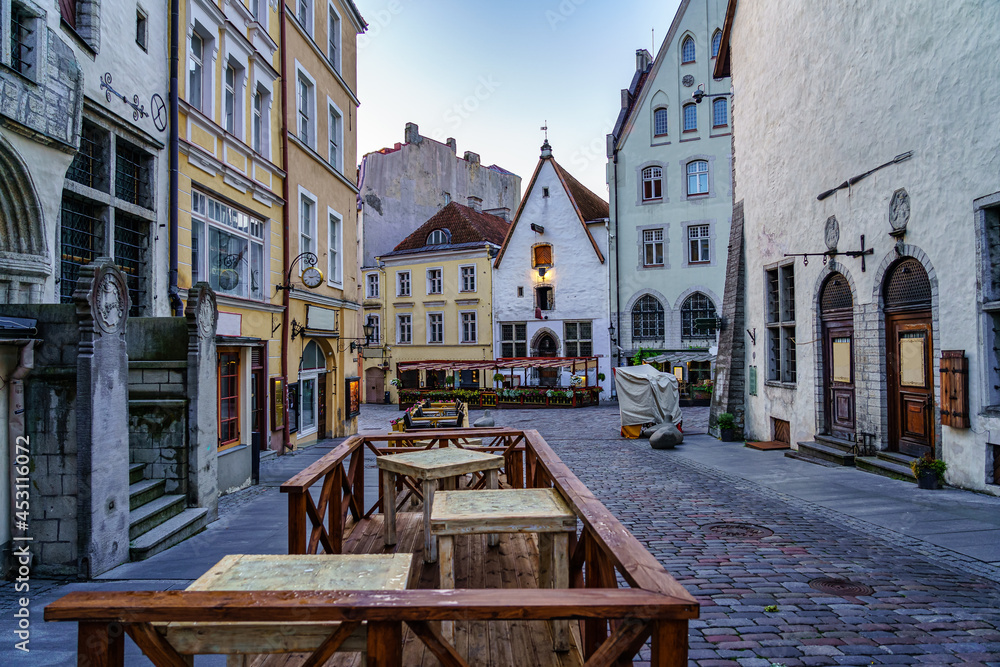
top-left (426, 228), bottom-right (450, 245)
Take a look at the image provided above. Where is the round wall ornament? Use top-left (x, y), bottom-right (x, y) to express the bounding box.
top-left (196, 288), bottom-right (217, 338)
top-left (824, 215), bottom-right (840, 251)
top-left (889, 188), bottom-right (910, 232)
top-left (302, 266), bottom-right (324, 288)
top-left (94, 268), bottom-right (128, 334)
top-left (682, 74), bottom-right (695, 87)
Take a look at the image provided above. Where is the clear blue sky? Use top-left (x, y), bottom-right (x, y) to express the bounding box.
top-left (355, 0), bottom-right (682, 200)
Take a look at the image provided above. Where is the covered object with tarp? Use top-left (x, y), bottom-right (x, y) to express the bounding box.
top-left (614, 364), bottom-right (682, 438)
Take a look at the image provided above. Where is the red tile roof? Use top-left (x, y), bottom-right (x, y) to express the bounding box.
top-left (390, 202), bottom-right (510, 253)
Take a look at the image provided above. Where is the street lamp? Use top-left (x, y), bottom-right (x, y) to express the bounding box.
top-left (350, 316), bottom-right (377, 352)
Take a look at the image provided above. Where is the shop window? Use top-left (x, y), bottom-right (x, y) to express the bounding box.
top-left (219, 352), bottom-right (240, 448)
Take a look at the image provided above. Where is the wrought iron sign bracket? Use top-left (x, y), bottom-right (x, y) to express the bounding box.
top-left (275, 252), bottom-right (319, 292)
top-left (784, 234), bottom-right (875, 272)
top-left (100, 73), bottom-right (149, 121)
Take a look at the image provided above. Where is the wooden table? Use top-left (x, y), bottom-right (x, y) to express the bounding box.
top-left (377, 447), bottom-right (504, 563)
top-left (161, 554), bottom-right (413, 664)
top-left (430, 488), bottom-right (577, 650)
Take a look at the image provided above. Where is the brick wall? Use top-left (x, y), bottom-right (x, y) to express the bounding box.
top-left (710, 199), bottom-right (746, 434)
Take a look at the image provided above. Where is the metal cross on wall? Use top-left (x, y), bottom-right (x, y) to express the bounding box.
top-left (784, 235), bottom-right (876, 271)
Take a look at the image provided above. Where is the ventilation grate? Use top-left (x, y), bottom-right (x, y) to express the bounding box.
top-left (884, 258), bottom-right (930, 309)
top-left (820, 274), bottom-right (852, 312)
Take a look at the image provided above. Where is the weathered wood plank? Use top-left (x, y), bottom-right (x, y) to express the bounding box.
top-left (366, 621), bottom-right (402, 667)
top-left (77, 621), bottom-right (125, 667)
top-left (407, 621), bottom-right (470, 667)
top-left (125, 622), bottom-right (190, 667)
top-left (581, 620), bottom-right (649, 667)
top-left (298, 621), bottom-right (362, 667)
top-left (649, 620), bottom-right (687, 667)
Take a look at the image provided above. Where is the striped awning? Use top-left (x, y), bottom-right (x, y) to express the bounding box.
top-left (397, 357), bottom-right (599, 372)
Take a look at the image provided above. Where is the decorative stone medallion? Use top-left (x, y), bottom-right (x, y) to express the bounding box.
top-left (889, 188), bottom-right (910, 233)
top-left (824, 215), bottom-right (840, 251)
top-left (196, 287), bottom-right (218, 339)
top-left (682, 74), bottom-right (695, 88)
top-left (94, 267), bottom-right (128, 335)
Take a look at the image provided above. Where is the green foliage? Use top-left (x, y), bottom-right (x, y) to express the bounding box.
top-left (717, 412), bottom-right (736, 429)
top-left (493, 373), bottom-right (505, 383)
top-left (630, 347), bottom-right (658, 366)
top-left (444, 375), bottom-right (455, 386)
top-left (910, 453), bottom-right (947, 482)
top-left (764, 605), bottom-right (779, 613)
top-left (597, 372), bottom-right (606, 381)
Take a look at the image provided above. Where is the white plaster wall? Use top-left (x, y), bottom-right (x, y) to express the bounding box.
top-left (494, 159), bottom-right (612, 393)
top-left (730, 0), bottom-right (1000, 491)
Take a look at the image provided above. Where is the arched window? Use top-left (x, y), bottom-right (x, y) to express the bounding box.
top-left (641, 166), bottom-right (663, 201)
top-left (681, 36), bottom-right (695, 64)
top-left (653, 107), bottom-right (669, 136)
top-left (711, 30), bottom-right (722, 58)
top-left (301, 341), bottom-right (325, 370)
top-left (687, 160), bottom-right (709, 196)
top-left (632, 295), bottom-right (665, 339)
top-left (713, 98), bottom-right (728, 127)
top-left (682, 292), bottom-right (717, 338)
top-left (682, 103), bottom-right (697, 132)
top-left (426, 228), bottom-right (450, 245)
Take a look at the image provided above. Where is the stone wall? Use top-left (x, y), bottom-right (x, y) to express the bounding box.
top-left (709, 200), bottom-right (746, 435)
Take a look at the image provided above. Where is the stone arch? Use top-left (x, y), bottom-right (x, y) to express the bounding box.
top-left (530, 327), bottom-right (560, 356)
top-left (624, 287), bottom-right (670, 315)
top-left (0, 135), bottom-right (46, 257)
top-left (810, 262), bottom-right (860, 435)
top-left (672, 285), bottom-right (721, 312)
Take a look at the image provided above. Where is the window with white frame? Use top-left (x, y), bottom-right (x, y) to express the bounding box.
top-left (328, 103), bottom-right (342, 169)
top-left (188, 32), bottom-right (207, 111)
top-left (297, 73), bottom-right (313, 146)
top-left (428, 313), bottom-right (444, 344)
top-left (397, 313), bottom-right (411, 344)
top-left (713, 98), bottom-right (728, 128)
top-left (461, 311), bottom-right (477, 343)
top-left (642, 166), bottom-right (663, 201)
top-left (190, 190), bottom-right (266, 301)
top-left (366, 272), bottom-right (379, 298)
top-left (766, 264), bottom-right (796, 383)
top-left (564, 322), bottom-right (592, 356)
top-left (136, 9), bottom-right (148, 50)
top-left (683, 103), bottom-right (697, 132)
top-left (224, 63), bottom-right (240, 135)
top-left (250, 0), bottom-right (263, 23)
top-left (327, 3), bottom-right (341, 70)
top-left (681, 36), bottom-right (695, 63)
top-left (460, 265), bottom-right (476, 292)
top-left (500, 323), bottom-right (527, 357)
top-left (427, 268), bottom-right (442, 294)
top-left (368, 313), bottom-right (381, 344)
top-left (397, 270), bottom-right (410, 296)
top-left (327, 209), bottom-right (342, 285)
top-left (299, 192), bottom-right (316, 256)
top-left (298, 341), bottom-right (324, 435)
top-left (687, 160), bottom-right (709, 196)
top-left (426, 229), bottom-right (449, 245)
top-left (643, 229), bottom-right (664, 266)
top-left (297, 0), bottom-right (312, 34)
top-left (688, 224), bottom-right (710, 263)
top-left (711, 30), bottom-right (722, 58)
top-left (252, 89), bottom-right (265, 154)
top-left (653, 107), bottom-right (669, 137)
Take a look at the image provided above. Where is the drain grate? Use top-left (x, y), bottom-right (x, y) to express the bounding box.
top-left (809, 577), bottom-right (874, 597)
top-left (703, 522), bottom-right (774, 538)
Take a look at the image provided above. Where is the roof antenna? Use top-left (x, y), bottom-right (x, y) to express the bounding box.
top-left (541, 120), bottom-right (548, 143)
top-left (651, 28), bottom-right (654, 54)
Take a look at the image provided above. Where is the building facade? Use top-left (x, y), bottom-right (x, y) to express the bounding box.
top-left (284, 0), bottom-right (367, 445)
top-left (493, 141), bottom-right (612, 394)
top-left (716, 0), bottom-right (1000, 492)
top-left (380, 202), bottom-right (508, 402)
top-left (607, 0), bottom-right (732, 388)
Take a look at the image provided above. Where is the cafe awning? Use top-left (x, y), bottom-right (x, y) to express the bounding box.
top-left (397, 357), bottom-right (599, 372)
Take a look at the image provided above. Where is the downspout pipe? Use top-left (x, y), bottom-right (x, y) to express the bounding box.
top-left (168, 0), bottom-right (181, 315)
top-left (612, 148), bottom-right (622, 394)
top-left (279, 0), bottom-right (291, 453)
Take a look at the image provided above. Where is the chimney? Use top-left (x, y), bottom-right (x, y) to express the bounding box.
top-left (467, 196), bottom-right (482, 211)
top-left (404, 122), bottom-right (421, 144)
top-left (446, 138), bottom-right (457, 153)
top-left (484, 207), bottom-right (510, 221)
top-left (636, 48), bottom-right (652, 72)
top-left (621, 89), bottom-right (630, 110)
top-left (463, 151), bottom-right (480, 165)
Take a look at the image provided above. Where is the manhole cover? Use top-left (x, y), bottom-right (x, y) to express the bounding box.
top-left (809, 577), bottom-right (874, 597)
top-left (703, 522), bottom-right (774, 538)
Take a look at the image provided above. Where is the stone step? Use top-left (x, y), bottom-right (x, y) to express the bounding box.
top-left (129, 463), bottom-right (146, 486)
top-left (129, 479), bottom-right (165, 511)
top-left (783, 450), bottom-right (840, 467)
top-left (791, 440), bottom-right (855, 466)
top-left (129, 494), bottom-right (185, 541)
top-left (876, 450), bottom-right (917, 466)
top-left (856, 455), bottom-right (916, 483)
top-left (130, 508), bottom-right (209, 561)
top-left (813, 434), bottom-right (856, 453)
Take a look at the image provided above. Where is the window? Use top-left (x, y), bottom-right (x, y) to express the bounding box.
top-left (682, 293), bottom-right (717, 338)
top-left (114, 213), bottom-right (149, 317)
top-left (252, 89), bottom-right (264, 154)
top-left (67, 121), bottom-right (108, 191)
top-left (397, 271), bottom-right (410, 296)
top-left (59, 0), bottom-right (76, 28)
top-left (681, 36), bottom-right (695, 63)
top-left (366, 272), bottom-right (379, 298)
top-left (713, 98), bottom-right (728, 127)
top-left (688, 224), bottom-right (710, 263)
top-left (219, 352), bottom-right (240, 448)
top-left (427, 229), bottom-right (449, 245)
top-left (564, 322), bottom-right (593, 357)
top-left (632, 295), bottom-right (665, 340)
top-left (397, 313), bottom-right (412, 344)
top-left (368, 314), bottom-right (381, 345)
top-left (500, 323), bottom-right (527, 357)
top-left (428, 313), bottom-right (443, 344)
top-left (532, 244), bottom-right (552, 267)
top-left (461, 311), bottom-right (477, 343)
top-left (687, 160), bottom-right (709, 196)
top-left (299, 376), bottom-right (317, 434)
top-left (460, 266), bottom-right (476, 292)
top-left (766, 265), bottom-right (796, 383)
top-left (427, 268), bottom-right (442, 294)
top-left (190, 190), bottom-right (266, 301)
top-left (115, 139), bottom-right (151, 208)
top-left (327, 4), bottom-right (341, 70)
top-left (59, 196), bottom-right (103, 304)
top-left (297, 75), bottom-right (312, 145)
top-left (711, 30), bottom-right (722, 58)
top-left (642, 166), bottom-right (663, 201)
top-left (653, 108), bottom-right (669, 136)
top-left (299, 193), bottom-right (315, 255)
top-left (542, 187), bottom-right (550, 198)
top-left (328, 105), bottom-right (341, 168)
top-left (516, 286), bottom-right (524, 298)
top-left (250, 0), bottom-right (263, 22)
top-left (225, 64), bottom-right (237, 134)
top-left (136, 10), bottom-right (148, 51)
top-left (297, 0), bottom-right (312, 34)
top-left (683, 104), bottom-right (697, 132)
top-left (643, 229), bottom-right (664, 266)
top-left (327, 210), bottom-right (342, 285)
top-left (10, 2), bottom-right (40, 78)
top-left (188, 32), bottom-right (205, 111)
top-left (536, 285), bottom-right (553, 311)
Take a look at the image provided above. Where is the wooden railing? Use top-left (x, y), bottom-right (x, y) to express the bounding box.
top-left (45, 428), bottom-right (698, 667)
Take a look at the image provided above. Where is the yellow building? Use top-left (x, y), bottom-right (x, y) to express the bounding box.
top-left (379, 202), bottom-right (510, 402)
top-left (283, 0), bottom-right (367, 445)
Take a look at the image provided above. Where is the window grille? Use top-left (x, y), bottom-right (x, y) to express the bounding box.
top-left (59, 196), bottom-right (102, 303)
top-left (11, 6), bottom-right (34, 75)
top-left (682, 292), bottom-right (717, 338)
top-left (67, 123), bottom-right (105, 190)
top-left (564, 321), bottom-right (592, 356)
top-left (632, 295), bottom-right (665, 339)
top-left (683, 104), bottom-right (697, 132)
top-left (653, 108), bottom-right (669, 136)
top-left (114, 214), bottom-right (148, 316)
top-left (766, 265), bottom-right (796, 383)
top-left (711, 31), bottom-right (722, 58)
top-left (681, 36), bottom-right (695, 63)
top-left (500, 323), bottom-right (527, 357)
top-left (883, 258), bottom-right (931, 309)
top-left (820, 274), bottom-right (852, 312)
top-left (115, 140), bottom-right (146, 206)
top-left (713, 98), bottom-right (728, 127)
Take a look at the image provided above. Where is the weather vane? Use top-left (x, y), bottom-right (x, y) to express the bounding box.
top-left (540, 121), bottom-right (548, 142)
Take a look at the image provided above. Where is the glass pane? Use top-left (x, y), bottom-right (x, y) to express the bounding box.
top-left (250, 242), bottom-right (263, 300)
top-left (209, 227), bottom-right (249, 298)
top-left (900, 332), bottom-right (926, 387)
top-left (832, 337), bottom-right (851, 383)
top-left (301, 378), bottom-right (315, 429)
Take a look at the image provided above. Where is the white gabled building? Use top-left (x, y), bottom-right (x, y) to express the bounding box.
top-left (493, 140), bottom-right (612, 394)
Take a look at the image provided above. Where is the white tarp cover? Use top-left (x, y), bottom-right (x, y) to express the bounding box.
top-left (615, 364), bottom-right (682, 426)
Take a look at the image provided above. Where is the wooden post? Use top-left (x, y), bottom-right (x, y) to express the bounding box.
top-left (423, 479), bottom-right (437, 563)
top-left (352, 447), bottom-right (365, 519)
top-left (551, 531), bottom-right (570, 651)
top-left (649, 620), bottom-right (687, 667)
top-left (366, 621), bottom-right (403, 667)
top-left (288, 492), bottom-right (306, 555)
top-left (78, 621), bottom-right (124, 667)
top-left (382, 470), bottom-right (397, 546)
top-left (330, 467), bottom-right (343, 554)
top-left (438, 534), bottom-right (455, 643)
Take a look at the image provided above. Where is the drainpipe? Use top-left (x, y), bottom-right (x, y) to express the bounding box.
top-left (168, 0), bottom-right (181, 315)
top-left (279, 0), bottom-right (291, 453)
top-left (612, 149), bottom-right (622, 393)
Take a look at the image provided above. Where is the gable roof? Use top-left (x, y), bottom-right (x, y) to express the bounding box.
top-left (714, 0), bottom-right (738, 79)
top-left (382, 201), bottom-right (509, 257)
top-left (493, 153), bottom-right (608, 268)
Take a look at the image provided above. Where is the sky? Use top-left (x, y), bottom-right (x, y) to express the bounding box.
top-left (354, 0), bottom-right (683, 200)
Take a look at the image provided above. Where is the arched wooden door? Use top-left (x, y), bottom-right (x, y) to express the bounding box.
top-left (537, 333), bottom-right (558, 386)
top-left (820, 274), bottom-right (855, 441)
top-left (884, 259), bottom-right (934, 457)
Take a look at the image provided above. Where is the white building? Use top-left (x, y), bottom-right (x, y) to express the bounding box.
top-left (606, 0), bottom-right (732, 387)
top-left (493, 140), bottom-right (612, 394)
top-left (716, 0), bottom-right (1000, 492)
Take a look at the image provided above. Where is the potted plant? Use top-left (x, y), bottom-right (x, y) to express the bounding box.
top-left (493, 372), bottom-right (505, 388)
top-left (597, 372), bottom-right (606, 382)
top-left (717, 412), bottom-right (736, 442)
top-left (444, 375), bottom-right (455, 388)
top-left (910, 453), bottom-right (947, 489)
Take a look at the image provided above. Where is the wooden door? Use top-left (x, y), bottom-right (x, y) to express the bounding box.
top-left (537, 334), bottom-right (558, 386)
top-left (823, 320), bottom-right (855, 440)
top-left (318, 373), bottom-right (327, 439)
top-left (366, 368), bottom-right (384, 403)
top-left (887, 313), bottom-right (933, 457)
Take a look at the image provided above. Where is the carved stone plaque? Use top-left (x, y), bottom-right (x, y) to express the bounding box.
top-left (196, 287), bottom-right (218, 338)
top-left (889, 188), bottom-right (910, 232)
top-left (824, 215), bottom-right (840, 251)
top-left (682, 74), bottom-right (695, 87)
top-left (94, 267), bottom-right (128, 335)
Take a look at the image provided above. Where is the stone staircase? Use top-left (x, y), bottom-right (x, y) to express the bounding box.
top-left (787, 434), bottom-right (857, 466)
top-left (856, 450), bottom-right (918, 483)
top-left (128, 463), bottom-right (209, 561)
